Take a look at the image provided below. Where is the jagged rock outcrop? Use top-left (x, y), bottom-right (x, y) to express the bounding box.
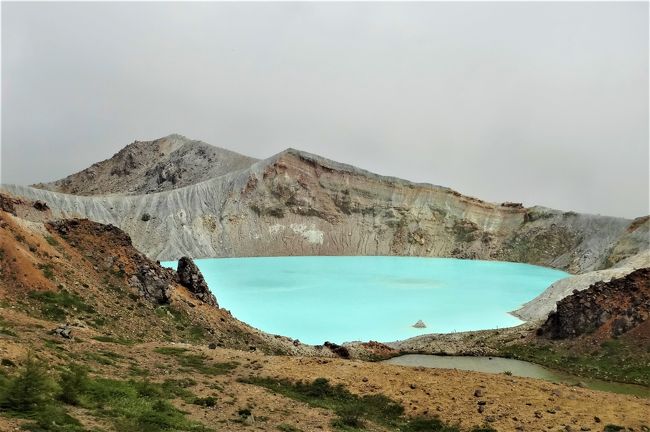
top-left (177, 256), bottom-right (218, 307)
top-left (130, 264), bottom-right (174, 304)
top-left (538, 268), bottom-right (650, 339)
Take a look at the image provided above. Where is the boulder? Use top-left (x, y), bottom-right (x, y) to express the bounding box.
top-left (53, 324), bottom-right (73, 339)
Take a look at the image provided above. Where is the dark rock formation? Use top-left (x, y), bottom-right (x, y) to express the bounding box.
top-left (324, 341), bottom-right (350, 359)
top-left (539, 268), bottom-right (649, 339)
top-left (33, 200), bottom-right (49, 211)
top-left (177, 257), bottom-right (218, 307)
top-left (501, 202), bottom-right (524, 209)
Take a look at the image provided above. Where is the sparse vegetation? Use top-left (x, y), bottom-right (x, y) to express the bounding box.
top-left (500, 340), bottom-right (650, 386)
top-left (241, 376), bottom-right (471, 431)
top-left (37, 263), bottom-right (55, 280)
top-left (277, 424), bottom-right (303, 432)
top-left (28, 289), bottom-right (95, 321)
top-left (0, 356), bottom-right (210, 431)
top-left (44, 235), bottom-right (59, 247)
top-left (193, 396), bottom-right (217, 407)
top-left (0, 316), bottom-right (17, 337)
top-left (92, 335), bottom-right (135, 345)
top-left (154, 346), bottom-right (238, 376)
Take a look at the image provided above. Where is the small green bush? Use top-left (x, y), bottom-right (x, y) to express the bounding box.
top-left (44, 236), bottom-right (59, 247)
top-left (0, 354), bottom-right (55, 412)
top-left (38, 263), bottom-right (55, 280)
top-left (193, 396), bottom-right (217, 407)
top-left (57, 364), bottom-right (89, 405)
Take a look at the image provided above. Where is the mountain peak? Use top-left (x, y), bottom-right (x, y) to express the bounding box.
top-left (32, 135), bottom-right (258, 196)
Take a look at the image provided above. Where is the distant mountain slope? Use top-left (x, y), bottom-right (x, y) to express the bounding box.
top-left (3, 142), bottom-right (648, 277)
top-left (33, 134), bottom-right (258, 195)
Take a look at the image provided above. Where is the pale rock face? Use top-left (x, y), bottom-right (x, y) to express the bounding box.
top-left (4, 137), bottom-right (649, 322)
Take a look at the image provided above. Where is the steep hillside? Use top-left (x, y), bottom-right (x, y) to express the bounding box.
top-left (4, 146), bottom-right (648, 276)
top-left (32, 134), bottom-right (257, 195)
top-left (0, 193), bottom-right (300, 354)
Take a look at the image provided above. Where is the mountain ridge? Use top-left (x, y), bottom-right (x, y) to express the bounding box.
top-left (32, 134), bottom-right (258, 196)
top-left (3, 136), bottom-right (650, 273)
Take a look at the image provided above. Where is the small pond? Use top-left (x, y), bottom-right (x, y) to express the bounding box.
top-left (383, 355), bottom-right (650, 398)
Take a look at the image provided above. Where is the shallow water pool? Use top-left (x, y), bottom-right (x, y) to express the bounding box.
top-left (384, 355), bottom-right (650, 398)
top-left (162, 256), bottom-right (568, 344)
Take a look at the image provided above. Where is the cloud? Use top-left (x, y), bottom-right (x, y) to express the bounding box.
top-left (1, 2), bottom-right (647, 218)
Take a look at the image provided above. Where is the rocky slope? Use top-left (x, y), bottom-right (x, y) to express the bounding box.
top-left (538, 268), bottom-right (649, 340)
top-left (3, 138), bottom-right (648, 277)
top-left (33, 134), bottom-right (257, 195)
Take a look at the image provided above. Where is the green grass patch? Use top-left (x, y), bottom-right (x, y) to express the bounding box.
top-left (500, 340), bottom-right (650, 386)
top-left (92, 335), bottom-right (135, 346)
top-left (154, 347), bottom-right (237, 376)
top-left (241, 377), bottom-right (476, 431)
top-left (0, 316), bottom-right (17, 337)
top-left (82, 350), bottom-right (124, 366)
top-left (44, 236), bottom-right (59, 247)
top-left (28, 289), bottom-right (95, 321)
top-left (0, 357), bottom-right (210, 431)
top-left (37, 263), bottom-right (55, 280)
top-left (154, 306), bottom-right (208, 342)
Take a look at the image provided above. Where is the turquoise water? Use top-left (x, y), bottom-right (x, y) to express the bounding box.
top-left (161, 256), bottom-right (568, 345)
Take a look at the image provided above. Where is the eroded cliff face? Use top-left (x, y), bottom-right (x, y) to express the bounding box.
top-left (2, 148), bottom-right (647, 275)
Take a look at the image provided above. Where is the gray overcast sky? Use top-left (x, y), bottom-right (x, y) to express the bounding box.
top-left (1, 2), bottom-right (648, 218)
